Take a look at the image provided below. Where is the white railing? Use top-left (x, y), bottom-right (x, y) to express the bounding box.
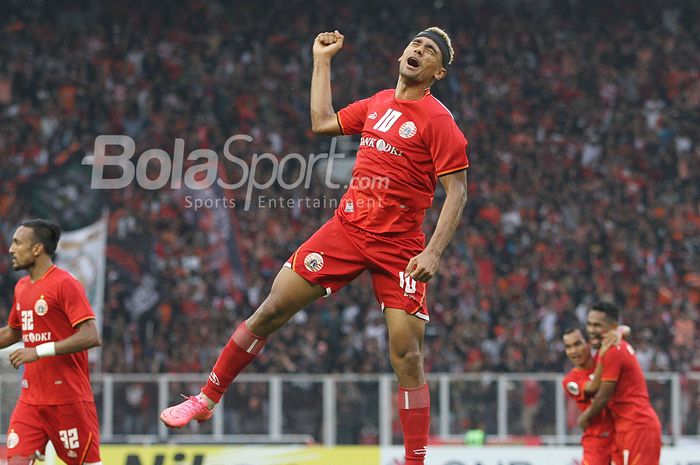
top-left (2, 372), bottom-right (698, 445)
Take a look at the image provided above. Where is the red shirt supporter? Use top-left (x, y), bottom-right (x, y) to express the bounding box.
top-left (337, 88), bottom-right (468, 234)
top-left (8, 265), bottom-right (96, 405)
top-left (598, 340), bottom-right (662, 432)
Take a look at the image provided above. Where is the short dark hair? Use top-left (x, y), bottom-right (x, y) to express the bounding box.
top-left (591, 301), bottom-right (619, 322)
top-left (562, 326), bottom-right (585, 338)
top-left (20, 219), bottom-right (61, 259)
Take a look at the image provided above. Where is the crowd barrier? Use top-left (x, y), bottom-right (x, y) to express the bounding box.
top-left (2, 372), bottom-right (699, 447)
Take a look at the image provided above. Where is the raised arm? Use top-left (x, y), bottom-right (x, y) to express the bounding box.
top-left (584, 360), bottom-right (606, 396)
top-left (405, 170), bottom-right (468, 282)
top-left (310, 30), bottom-right (344, 135)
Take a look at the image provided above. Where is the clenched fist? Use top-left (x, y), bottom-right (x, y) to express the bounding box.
top-left (313, 30), bottom-right (344, 59)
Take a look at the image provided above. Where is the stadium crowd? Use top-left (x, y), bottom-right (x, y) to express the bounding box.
top-left (1, 0), bottom-right (699, 438)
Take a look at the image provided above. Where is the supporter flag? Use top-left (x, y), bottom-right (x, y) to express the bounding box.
top-left (22, 153), bottom-right (104, 231)
top-left (55, 211), bottom-right (108, 335)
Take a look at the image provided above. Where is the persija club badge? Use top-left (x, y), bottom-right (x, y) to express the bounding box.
top-left (7, 429), bottom-right (19, 449)
top-left (304, 253), bottom-right (324, 272)
top-left (34, 297), bottom-right (49, 316)
top-left (398, 121), bottom-right (417, 138)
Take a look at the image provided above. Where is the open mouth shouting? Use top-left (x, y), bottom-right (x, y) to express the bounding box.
top-left (406, 56), bottom-right (421, 70)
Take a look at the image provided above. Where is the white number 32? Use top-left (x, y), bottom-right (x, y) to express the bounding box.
top-left (59, 428), bottom-right (79, 449)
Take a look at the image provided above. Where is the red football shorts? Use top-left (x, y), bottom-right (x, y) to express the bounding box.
top-left (286, 215), bottom-right (429, 320)
top-left (614, 427), bottom-right (661, 465)
top-left (6, 399), bottom-right (101, 464)
top-left (582, 435), bottom-right (616, 465)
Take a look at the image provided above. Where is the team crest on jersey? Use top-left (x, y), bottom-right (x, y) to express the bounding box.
top-left (398, 121), bottom-right (417, 138)
top-left (7, 429), bottom-right (19, 449)
top-left (304, 252), bottom-right (324, 272)
top-left (344, 201), bottom-right (354, 213)
top-left (368, 112), bottom-right (378, 120)
top-left (566, 381), bottom-right (580, 396)
top-left (34, 297), bottom-right (48, 316)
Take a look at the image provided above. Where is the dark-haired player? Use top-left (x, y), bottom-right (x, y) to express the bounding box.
top-left (562, 327), bottom-right (626, 465)
top-left (0, 219), bottom-right (102, 465)
top-left (578, 302), bottom-right (662, 465)
top-left (161, 27), bottom-right (469, 464)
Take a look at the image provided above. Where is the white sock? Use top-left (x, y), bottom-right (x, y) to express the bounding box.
top-left (197, 392), bottom-right (216, 410)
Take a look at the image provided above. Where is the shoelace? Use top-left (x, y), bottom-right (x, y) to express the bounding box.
top-left (176, 394), bottom-right (207, 415)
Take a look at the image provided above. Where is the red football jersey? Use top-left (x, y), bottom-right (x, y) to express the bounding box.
top-left (599, 340), bottom-right (662, 433)
top-left (8, 265), bottom-right (96, 405)
top-left (337, 88), bottom-right (469, 234)
top-left (563, 366), bottom-right (615, 439)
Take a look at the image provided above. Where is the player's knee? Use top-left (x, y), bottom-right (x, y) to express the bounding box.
top-left (8, 455), bottom-right (35, 465)
top-left (391, 348), bottom-right (422, 368)
top-left (250, 298), bottom-right (294, 332)
top-left (258, 299), bottom-right (286, 320)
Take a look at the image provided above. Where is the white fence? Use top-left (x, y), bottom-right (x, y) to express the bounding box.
top-left (1, 372), bottom-right (699, 445)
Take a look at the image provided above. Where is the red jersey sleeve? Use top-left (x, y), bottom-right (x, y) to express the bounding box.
top-left (600, 347), bottom-right (623, 383)
top-left (8, 295), bottom-right (20, 329)
top-left (59, 274), bottom-right (96, 327)
top-left (424, 114), bottom-right (469, 176)
top-left (337, 98), bottom-right (369, 135)
top-left (563, 371), bottom-right (586, 402)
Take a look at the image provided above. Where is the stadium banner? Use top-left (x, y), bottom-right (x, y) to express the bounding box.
top-left (55, 211), bottom-right (108, 333)
top-left (96, 445), bottom-right (379, 465)
top-left (45, 445), bottom-right (700, 465)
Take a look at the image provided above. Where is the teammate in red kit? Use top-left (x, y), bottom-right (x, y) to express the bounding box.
top-left (563, 327), bottom-right (621, 465)
top-left (0, 219), bottom-right (102, 465)
top-left (161, 28), bottom-right (468, 464)
top-left (578, 302), bottom-right (662, 465)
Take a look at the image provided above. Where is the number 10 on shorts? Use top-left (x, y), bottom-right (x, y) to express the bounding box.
top-left (59, 428), bottom-right (79, 449)
top-left (398, 272), bottom-right (417, 294)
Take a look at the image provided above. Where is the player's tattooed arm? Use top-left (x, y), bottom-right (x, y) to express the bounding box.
top-left (9, 319), bottom-right (101, 368)
top-left (406, 170), bottom-right (467, 282)
top-left (0, 325), bottom-right (22, 349)
top-left (578, 380), bottom-right (615, 430)
top-left (310, 30), bottom-right (344, 135)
